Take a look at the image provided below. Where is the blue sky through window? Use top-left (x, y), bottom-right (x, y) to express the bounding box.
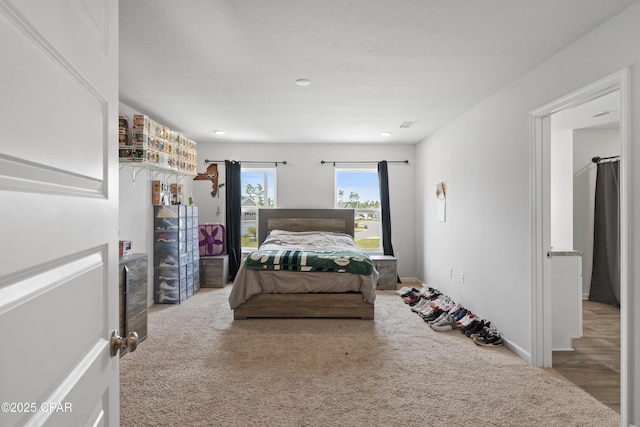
top-left (336, 170), bottom-right (380, 204)
top-left (241, 169), bottom-right (275, 204)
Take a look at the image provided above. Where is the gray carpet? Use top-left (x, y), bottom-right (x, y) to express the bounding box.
top-left (120, 286), bottom-right (620, 427)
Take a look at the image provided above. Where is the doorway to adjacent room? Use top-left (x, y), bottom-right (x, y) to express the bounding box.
top-left (529, 69), bottom-right (629, 419)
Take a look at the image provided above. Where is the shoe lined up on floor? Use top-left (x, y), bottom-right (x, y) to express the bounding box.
top-left (470, 322), bottom-right (504, 346)
top-left (430, 313), bottom-right (457, 332)
top-left (398, 285), bottom-right (504, 347)
top-left (396, 286), bottom-right (415, 296)
top-left (456, 311), bottom-right (478, 330)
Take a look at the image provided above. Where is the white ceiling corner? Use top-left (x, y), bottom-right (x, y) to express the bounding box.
top-left (119, 0), bottom-right (636, 145)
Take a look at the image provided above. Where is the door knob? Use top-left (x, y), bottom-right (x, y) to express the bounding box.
top-left (110, 330), bottom-right (139, 357)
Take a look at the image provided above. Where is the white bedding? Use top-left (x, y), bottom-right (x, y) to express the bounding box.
top-left (228, 230), bottom-right (378, 309)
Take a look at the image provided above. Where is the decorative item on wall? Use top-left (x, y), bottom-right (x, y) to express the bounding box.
top-left (194, 163), bottom-right (225, 197)
top-left (436, 181), bottom-right (446, 222)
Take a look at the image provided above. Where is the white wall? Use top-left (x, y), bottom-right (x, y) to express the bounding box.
top-left (416, 4), bottom-right (640, 419)
top-left (119, 103), bottom-right (417, 297)
top-left (194, 142), bottom-right (417, 279)
top-left (550, 129), bottom-right (573, 249)
top-left (573, 128), bottom-right (620, 298)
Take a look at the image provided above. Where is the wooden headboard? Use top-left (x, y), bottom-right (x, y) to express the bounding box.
top-left (258, 209), bottom-right (355, 244)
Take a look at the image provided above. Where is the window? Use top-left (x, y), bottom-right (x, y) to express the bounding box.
top-left (335, 169), bottom-right (382, 251)
top-left (241, 168), bottom-right (276, 250)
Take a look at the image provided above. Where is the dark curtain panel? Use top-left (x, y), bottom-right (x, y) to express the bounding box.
top-left (589, 160), bottom-right (620, 307)
top-left (225, 160), bottom-right (242, 281)
top-left (378, 161), bottom-right (400, 283)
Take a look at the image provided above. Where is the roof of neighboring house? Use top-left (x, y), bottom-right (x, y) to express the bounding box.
top-left (241, 196), bottom-right (257, 207)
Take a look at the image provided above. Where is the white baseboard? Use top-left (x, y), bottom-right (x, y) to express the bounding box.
top-left (406, 278), bottom-right (536, 367)
top-left (502, 336), bottom-right (532, 365)
top-left (399, 277), bottom-right (422, 286)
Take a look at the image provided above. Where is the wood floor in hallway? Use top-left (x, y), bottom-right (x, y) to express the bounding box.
top-left (552, 300), bottom-right (620, 413)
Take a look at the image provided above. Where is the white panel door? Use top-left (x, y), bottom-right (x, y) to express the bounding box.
top-left (0, 1), bottom-right (120, 426)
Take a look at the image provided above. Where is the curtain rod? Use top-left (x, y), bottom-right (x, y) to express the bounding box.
top-left (592, 155), bottom-right (620, 163)
top-left (204, 159), bottom-right (287, 166)
top-left (320, 160), bottom-right (409, 166)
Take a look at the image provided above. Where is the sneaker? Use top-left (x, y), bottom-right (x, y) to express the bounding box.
top-left (157, 233), bottom-right (176, 243)
top-left (470, 321), bottom-right (494, 340)
top-left (430, 313), bottom-right (456, 332)
top-left (408, 296), bottom-right (425, 307)
top-left (473, 327), bottom-right (504, 346)
top-left (418, 286), bottom-right (437, 298)
top-left (464, 319), bottom-right (485, 337)
top-left (440, 300), bottom-right (459, 313)
top-left (452, 308), bottom-right (468, 321)
top-left (456, 312), bottom-right (478, 329)
top-left (428, 291), bottom-right (442, 300)
top-left (428, 311), bottom-right (449, 325)
top-left (410, 299), bottom-right (430, 312)
top-left (417, 305), bottom-right (437, 318)
top-left (157, 292), bottom-right (179, 303)
top-left (401, 289), bottom-right (420, 300)
top-left (431, 295), bottom-right (451, 310)
top-left (423, 309), bottom-right (444, 322)
top-left (444, 303), bottom-right (462, 315)
top-left (403, 293), bottom-right (423, 305)
top-left (158, 281), bottom-right (178, 291)
top-left (156, 206), bottom-right (178, 218)
top-left (399, 289), bottom-right (419, 298)
top-left (396, 286), bottom-right (413, 296)
top-left (156, 218), bottom-right (178, 230)
top-left (159, 255), bottom-right (178, 268)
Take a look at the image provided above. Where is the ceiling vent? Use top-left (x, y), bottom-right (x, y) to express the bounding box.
top-left (592, 111), bottom-right (612, 118)
top-left (399, 121), bottom-right (417, 128)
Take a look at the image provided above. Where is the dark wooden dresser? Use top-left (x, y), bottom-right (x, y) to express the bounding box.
top-left (119, 253), bottom-right (148, 355)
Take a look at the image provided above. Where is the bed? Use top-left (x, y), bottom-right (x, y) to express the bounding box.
top-left (229, 209), bottom-right (378, 320)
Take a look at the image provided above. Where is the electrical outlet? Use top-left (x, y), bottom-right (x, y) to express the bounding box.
top-left (460, 273), bottom-right (465, 284)
top-left (448, 267), bottom-right (453, 278)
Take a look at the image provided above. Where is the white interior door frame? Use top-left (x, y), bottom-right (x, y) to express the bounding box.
top-left (529, 68), bottom-right (630, 423)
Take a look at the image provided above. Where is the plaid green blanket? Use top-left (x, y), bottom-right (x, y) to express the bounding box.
top-left (244, 249), bottom-right (374, 275)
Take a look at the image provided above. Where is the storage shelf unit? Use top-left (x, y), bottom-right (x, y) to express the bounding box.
top-left (119, 113), bottom-right (197, 175)
top-left (153, 205), bottom-right (200, 304)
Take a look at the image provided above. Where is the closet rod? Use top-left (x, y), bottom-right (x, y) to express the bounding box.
top-left (320, 160), bottom-right (409, 166)
top-left (204, 159), bottom-right (287, 166)
top-left (591, 155), bottom-right (620, 163)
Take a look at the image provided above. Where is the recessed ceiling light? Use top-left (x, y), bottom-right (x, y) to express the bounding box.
top-left (380, 131), bottom-right (391, 136)
top-left (213, 130), bottom-right (226, 135)
top-left (296, 78), bottom-right (311, 86)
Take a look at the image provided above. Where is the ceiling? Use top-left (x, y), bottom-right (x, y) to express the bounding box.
top-left (119, 0), bottom-right (636, 145)
top-left (551, 91), bottom-right (620, 131)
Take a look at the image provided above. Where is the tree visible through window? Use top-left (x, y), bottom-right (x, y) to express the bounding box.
top-left (241, 168), bottom-right (276, 249)
top-left (335, 169), bottom-right (382, 251)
